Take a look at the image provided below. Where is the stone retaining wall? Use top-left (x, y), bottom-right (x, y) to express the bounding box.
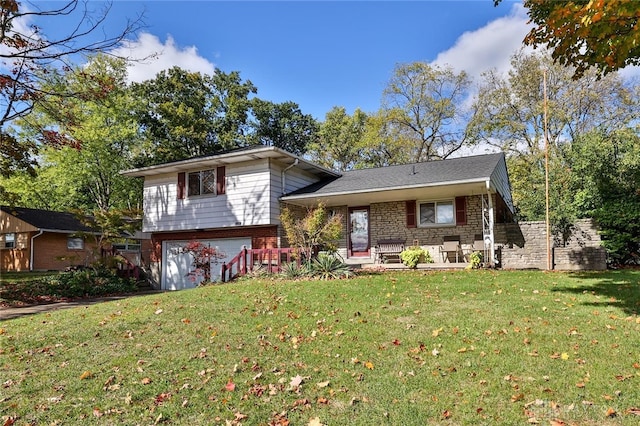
top-left (498, 219), bottom-right (606, 270)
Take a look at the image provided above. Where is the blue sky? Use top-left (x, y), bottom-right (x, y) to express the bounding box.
top-left (35, 1), bottom-right (531, 120)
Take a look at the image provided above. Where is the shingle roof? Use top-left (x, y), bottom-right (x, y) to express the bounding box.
top-left (284, 152), bottom-right (506, 197)
top-left (0, 206), bottom-right (96, 233)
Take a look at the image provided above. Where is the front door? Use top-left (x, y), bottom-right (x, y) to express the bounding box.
top-left (348, 207), bottom-right (370, 257)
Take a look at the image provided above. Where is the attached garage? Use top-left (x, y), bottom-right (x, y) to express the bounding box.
top-left (162, 238), bottom-right (251, 290)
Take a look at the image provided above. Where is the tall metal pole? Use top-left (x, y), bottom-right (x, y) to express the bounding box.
top-left (543, 69), bottom-right (551, 270)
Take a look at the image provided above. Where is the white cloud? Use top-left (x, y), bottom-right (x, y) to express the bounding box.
top-left (432, 3), bottom-right (532, 82)
top-left (110, 32), bottom-right (216, 83)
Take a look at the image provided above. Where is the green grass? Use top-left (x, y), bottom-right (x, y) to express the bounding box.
top-left (1, 270), bottom-right (639, 425)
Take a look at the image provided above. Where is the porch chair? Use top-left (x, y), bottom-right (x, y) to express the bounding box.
top-left (439, 239), bottom-right (462, 263)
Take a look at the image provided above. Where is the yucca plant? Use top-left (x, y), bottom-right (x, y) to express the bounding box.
top-left (309, 253), bottom-right (354, 280)
top-left (280, 261), bottom-right (311, 279)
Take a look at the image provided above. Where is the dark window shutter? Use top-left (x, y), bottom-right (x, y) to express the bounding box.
top-left (177, 172), bottom-right (185, 199)
top-left (216, 166), bottom-right (226, 195)
top-left (455, 196), bottom-right (466, 225)
top-left (406, 200), bottom-right (417, 228)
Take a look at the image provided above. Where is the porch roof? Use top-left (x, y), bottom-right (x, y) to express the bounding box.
top-left (281, 152), bottom-right (511, 208)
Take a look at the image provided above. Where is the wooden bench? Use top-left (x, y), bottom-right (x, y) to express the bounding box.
top-left (375, 239), bottom-right (405, 263)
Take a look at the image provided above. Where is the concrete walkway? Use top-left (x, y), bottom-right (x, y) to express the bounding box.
top-left (0, 291), bottom-right (163, 321)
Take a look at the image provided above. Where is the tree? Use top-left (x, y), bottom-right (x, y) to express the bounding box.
top-left (280, 203), bottom-right (343, 261)
top-left (567, 129), bottom-right (640, 264)
top-left (471, 50), bottom-right (640, 222)
top-left (5, 54), bottom-right (143, 212)
top-left (379, 62), bottom-right (476, 162)
top-left (132, 67), bottom-right (256, 166)
top-left (495, 0), bottom-right (640, 78)
top-left (0, 0), bottom-right (141, 176)
top-left (250, 99), bottom-right (318, 156)
top-left (306, 107), bottom-right (367, 171)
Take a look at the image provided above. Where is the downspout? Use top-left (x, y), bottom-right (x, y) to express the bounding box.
top-left (30, 230), bottom-right (44, 271)
top-left (281, 159), bottom-right (299, 195)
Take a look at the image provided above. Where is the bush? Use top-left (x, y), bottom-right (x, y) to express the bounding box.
top-left (400, 246), bottom-right (432, 268)
top-left (309, 253), bottom-right (354, 280)
top-left (280, 261), bottom-right (311, 279)
top-left (465, 251), bottom-right (484, 270)
top-left (43, 267), bottom-right (137, 298)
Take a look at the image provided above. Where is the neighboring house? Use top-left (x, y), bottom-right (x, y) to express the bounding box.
top-left (0, 206), bottom-right (100, 272)
top-left (122, 146), bottom-right (515, 290)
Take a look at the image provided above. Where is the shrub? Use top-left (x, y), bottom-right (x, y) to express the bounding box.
top-left (43, 267), bottom-right (137, 298)
top-left (280, 261), bottom-right (311, 279)
top-left (309, 253), bottom-right (354, 280)
top-left (466, 251), bottom-right (484, 270)
top-left (400, 246), bottom-right (432, 268)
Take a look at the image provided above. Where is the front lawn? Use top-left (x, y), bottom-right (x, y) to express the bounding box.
top-left (1, 270), bottom-right (639, 425)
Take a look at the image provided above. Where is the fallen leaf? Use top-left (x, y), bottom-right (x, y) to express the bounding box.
top-left (308, 417), bottom-right (324, 426)
top-left (316, 381), bottom-right (330, 388)
top-left (364, 361), bottom-right (374, 370)
top-left (154, 309), bottom-right (163, 315)
top-left (627, 407), bottom-right (640, 416)
top-left (79, 371), bottom-right (92, 380)
top-left (511, 393), bottom-right (525, 402)
top-left (141, 377), bottom-right (152, 385)
top-left (432, 327), bottom-right (443, 337)
top-left (443, 410), bottom-right (452, 419)
top-left (561, 353), bottom-right (569, 360)
top-left (605, 407), bottom-right (617, 417)
top-left (225, 380), bottom-right (235, 392)
top-left (289, 375), bottom-right (303, 387)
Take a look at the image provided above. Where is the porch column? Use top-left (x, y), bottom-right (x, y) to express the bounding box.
top-left (485, 184), bottom-right (495, 267)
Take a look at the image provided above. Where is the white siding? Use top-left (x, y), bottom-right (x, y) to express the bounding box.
top-left (143, 160), bottom-right (277, 232)
top-left (489, 156), bottom-right (514, 213)
top-left (268, 162), bottom-right (323, 223)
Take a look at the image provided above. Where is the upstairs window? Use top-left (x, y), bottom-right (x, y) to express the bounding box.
top-left (418, 201), bottom-right (454, 226)
top-left (4, 233), bottom-right (15, 248)
top-left (188, 169), bottom-right (216, 197)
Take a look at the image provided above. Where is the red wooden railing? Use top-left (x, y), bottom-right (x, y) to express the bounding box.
top-left (101, 247), bottom-right (141, 281)
top-left (220, 247), bottom-right (300, 282)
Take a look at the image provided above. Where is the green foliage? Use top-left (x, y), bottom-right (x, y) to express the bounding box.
top-left (0, 268), bottom-right (137, 304)
top-left (280, 203), bottom-right (343, 260)
top-left (381, 62), bottom-right (475, 162)
top-left (250, 99), bottom-right (318, 155)
top-left (497, 0), bottom-right (640, 78)
top-left (465, 251), bottom-right (484, 270)
top-left (400, 246), bottom-right (432, 268)
top-left (279, 261), bottom-right (311, 279)
top-left (308, 253), bottom-right (353, 280)
top-left (307, 106), bottom-right (368, 171)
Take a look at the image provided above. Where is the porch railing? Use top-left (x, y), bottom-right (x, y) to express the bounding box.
top-left (220, 247), bottom-right (300, 282)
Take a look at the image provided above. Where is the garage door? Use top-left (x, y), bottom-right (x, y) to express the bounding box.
top-left (162, 238), bottom-right (251, 290)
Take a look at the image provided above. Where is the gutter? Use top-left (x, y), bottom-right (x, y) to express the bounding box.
top-left (30, 230), bottom-right (44, 271)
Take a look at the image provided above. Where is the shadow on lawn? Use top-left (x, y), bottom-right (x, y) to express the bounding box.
top-left (553, 270), bottom-right (640, 316)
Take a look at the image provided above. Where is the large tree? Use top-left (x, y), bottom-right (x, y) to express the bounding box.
top-left (306, 107), bottom-right (367, 171)
top-left (131, 67), bottom-right (257, 166)
top-left (496, 0), bottom-right (640, 79)
top-left (5, 55), bottom-right (142, 212)
top-left (472, 50), bottom-right (640, 222)
top-left (250, 99), bottom-right (318, 156)
top-left (380, 62), bottom-right (476, 162)
top-left (0, 0), bottom-right (141, 177)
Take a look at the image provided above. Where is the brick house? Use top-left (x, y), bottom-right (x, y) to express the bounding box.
top-left (0, 206), bottom-right (101, 272)
top-left (123, 146), bottom-right (515, 290)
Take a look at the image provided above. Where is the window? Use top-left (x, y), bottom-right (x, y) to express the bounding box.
top-left (418, 201), bottom-right (454, 226)
top-left (188, 169), bottom-right (216, 197)
top-left (67, 237), bottom-right (84, 250)
top-left (4, 233), bottom-right (15, 249)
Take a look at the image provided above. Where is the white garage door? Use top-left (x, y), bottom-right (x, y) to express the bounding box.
top-left (162, 238), bottom-right (251, 290)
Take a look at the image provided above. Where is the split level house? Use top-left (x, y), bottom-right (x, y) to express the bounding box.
top-left (122, 146), bottom-right (515, 290)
